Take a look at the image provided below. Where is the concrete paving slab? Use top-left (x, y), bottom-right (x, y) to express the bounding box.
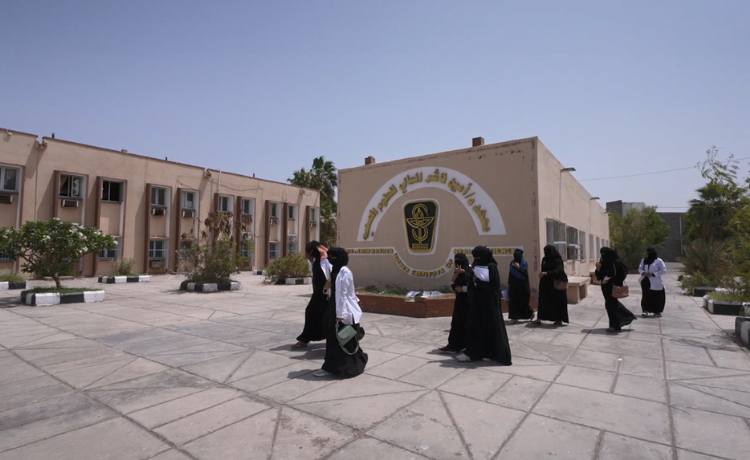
top-left (613, 373), bottom-right (668, 403)
top-left (366, 354), bottom-right (430, 379)
top-left (438, 367), bottom-right (513, 401)
top-left (669, 382), bottom-right (750, 418)
top-left (487, 375), bottom-right (550, 411)
top-left (326, 437), bottom-right (431, 460)
top-left (556, 365), bottom-right (616, 392)
top-left (619, 355), bottom-right (665, 379)
top-left (0, 381), bottom-right (73, 413)
top-left (599, 432), bottom-right (673, 460)
top-left (673, 406), bottom-right (750, 460)
top-left (568, 348), bottom-right (621, 372)
top-left (533, 384), bottom-right (671, 443)
top-left (128, 387), bottom-right (243, 429)
top-left (0, 417), bottom-right (167, 460)
top-left (0, 362), bottom-right (45, 385)
top-left (154, 396), bottom-right (270, 445)
top-left (398, 360), bottom-right (466, 388)
top-left (496, 414), bottom-right (600, 460)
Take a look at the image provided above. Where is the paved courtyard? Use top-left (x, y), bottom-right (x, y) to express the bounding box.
top-left (1, 265), bottom-right (749, 460)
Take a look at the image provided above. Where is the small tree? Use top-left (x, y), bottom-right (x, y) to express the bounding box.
top-left (0, 219), bottom-right (116, 289)
top-left (288, 156), bottom-right (338, 246)
top-left (609, 206), bottom-right (670, 269)
top-left (177, 212), bottom-right (248, 283)
top-left (265, 252), bottom-right (311, 279)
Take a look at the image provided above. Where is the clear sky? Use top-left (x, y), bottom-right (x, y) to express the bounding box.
top-left (2, 0), bottom-right (748, 211)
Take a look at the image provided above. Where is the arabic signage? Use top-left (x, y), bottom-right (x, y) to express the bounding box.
top-left (346, 246), bottom-right (521, 278)
top-left (357, 167), bottom-right (506, 242)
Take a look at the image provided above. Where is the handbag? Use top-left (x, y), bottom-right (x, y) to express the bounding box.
top-left (613, 285), bottom-right (629, 299)
top-left (612, 263), bottom-right (629, 298)
top-left (554, 279), bottom-right (568, 291)
top-left (336, 323), bottom-right (361, 355)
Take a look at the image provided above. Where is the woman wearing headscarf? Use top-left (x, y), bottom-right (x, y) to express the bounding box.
top-left (455, 246), bottom-right (512, 365)
top-left (595, 247), bottom-right (637, 332)
top-left (438, 253), bottom-right (473, 353)
top-left (533, 245), bottom-right (569, 326)
top-left (508, 249), bottom-right (535, 324)
top-left (313, 247), bottom-right (368, 378)
top-left (638, 247), bottom-right (667, 318)
top-left (293, 241), bottom-right (332, 349)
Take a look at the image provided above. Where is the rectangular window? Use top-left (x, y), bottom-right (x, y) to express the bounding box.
top-left (149, 240), bottom-right (167, 260)
top-left (182, 191), bottom-right (196, 210)
top-left (270, 202), bottom-right (278, 218)
top-left (102, 180), bottom-right (123, 202)
top-left (546, 219), bottom-right (567, 261)
top-left (288, 205), bottom-right (297, 220)
top-left (0, 251), bottom-right (13, 262)
top-left (218, 196), bottom-right (231, 212)
top-left (269, 242), bottom-right (280, 259)
top-left (579, 231), bottom-right (586, 260)
top-left (566, 226), bottom-right (579, 260)
top-left (240, 241), bottom-right (252, 258)
top-left (596, 237), bottom-right (601, 255)
top-left (151, 187), bottom-right (167, 206)
top-left (241, 199), bottom-right (253, 216)
top-left (99, 237), bottom-right (122, 260)
top-left (1, 166), bottom-right (19, 192)
top-left (589, 234), bottom-right (595, 260)
top-left (59, 175), bottom-right (83, 198)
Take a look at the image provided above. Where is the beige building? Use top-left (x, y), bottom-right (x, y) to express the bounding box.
top-left (338, 136), bottom-right (609, 290)
top-left (0, 127), bottom-right (321, 276)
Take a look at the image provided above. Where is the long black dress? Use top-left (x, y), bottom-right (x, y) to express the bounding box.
top-left (320, 273), bottom-right (368, 378)
top-left (464, 263), bottom-right (512, 365)
top-left (537, 257), bottom-right (569, 323)
top-left (508, 261), bottom-right (534, 320)
top-left (446, 272), bottom-right (470, 351)
top-left (596, 260), bottom-right (637, 330)
top-left (295, 259), bottom-right (328, 343)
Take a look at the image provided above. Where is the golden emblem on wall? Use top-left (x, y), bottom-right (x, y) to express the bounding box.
top-left (404, 201), bottom-right (438, 252)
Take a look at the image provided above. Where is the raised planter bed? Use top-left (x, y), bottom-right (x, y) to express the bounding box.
top-left (736, 317), bottom-right (750, 349)
top-left (704, 296), bottom-right (744, 316)
top-left (180, 280), bottom-right (241, 293)
top-left (693, 286), bottom-right (717, 297)
top-left (0, 281), bottom-right (27, 291)
top-left (357, 293), bottom-right (512, 318)
top-left (20, 290), bottom-right (105, 306)
top-left (98, 275), bottom-right (151, 284)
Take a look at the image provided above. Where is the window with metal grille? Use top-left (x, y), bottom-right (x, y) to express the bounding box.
top-left (269, 242), bottom-right (280, 259)
top-left (99, 237), bottom-right (122, 260)
top-left (579, 231), bottom-right (586, 260)
top-left (149, 240), bottom-right (167, 260)
top-left (546, 219), bottom-right (568, 261)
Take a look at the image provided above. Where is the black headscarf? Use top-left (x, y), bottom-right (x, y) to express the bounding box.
top-left (513, 249), bottom-right (523, 263)
top-left (305, 240), bottom-right (322, 260)
top-left (543, 245), bottom-right (563, 262)
top-left (471, 246), bottom-right (497, 267)
top-left (454, 253), bottom-right (471, 270)
top-left (327, 247), bottom-right (349, 281)
top-left (644, 247), bottom-right (657, 265)
top-left (600, 247), bottom-right (618, 264)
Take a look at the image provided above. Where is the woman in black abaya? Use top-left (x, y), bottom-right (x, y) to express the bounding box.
top-left (293, 241), bottom-right (330, 349)
top-left (438, 253), bottom-right (472, 353)
top-left (533, 245), bottom-right (569, 326)
top-left (595, 247), bottom-right (637, 332)
top-left (314, 247), bottom-right (368, 378)
top-left (507, 249), bottom-right (535, 324)
top-left (455, 246), bottom-right (512, 365)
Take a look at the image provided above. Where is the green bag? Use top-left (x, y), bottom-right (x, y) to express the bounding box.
top-left (337, 324), bottom-right (360, 355)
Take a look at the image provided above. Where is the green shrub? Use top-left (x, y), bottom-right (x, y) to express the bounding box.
top-left (265, 253), bottom-right (310, 278)
top-left (0, 272), bottom-right (25, 282)
top-left (680, 271), bottom-right (714, 294)
top-left (114, 258), bottom-right (136, 276)
top-left (178, 212), bottom-right (247, 283)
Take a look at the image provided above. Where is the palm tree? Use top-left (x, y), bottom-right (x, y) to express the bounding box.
top-left (289, 156), bottom-right (338, 246)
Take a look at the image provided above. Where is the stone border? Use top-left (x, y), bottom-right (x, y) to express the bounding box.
top-left (0, 281), bottom-right (27, 291)
top-left (253, 270), bottom-right (267, 276)
top-left (20, 290), bottom-right (105, 306)
top-left (736, 317), bottom-right (750, 349)
top-left (98, 275), bottom-right (151, 284)
top-left (282, 277), bottom-right (311, 285)
top-left (179, 280), bottom-right (241, 293)
top-left (704, 296), bottom-right (745, 315)
top-left (693, 286), bottom-right (717, 297)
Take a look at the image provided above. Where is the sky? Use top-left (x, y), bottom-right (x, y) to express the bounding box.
top-left (2, 0), bottom-right (749, 211)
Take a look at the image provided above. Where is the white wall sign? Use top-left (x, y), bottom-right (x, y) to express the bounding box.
top-left (358, 167), bottom-right (506, 242)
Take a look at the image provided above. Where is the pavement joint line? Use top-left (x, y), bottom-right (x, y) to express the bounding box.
top-left (221, 350), bottom-right (257, 384)
top-left (437, 389), bottom-right (474, 460)
top-left (660, 320), bottom-right (680, 460)
top-left (80, 356), bottom-right (140, 390)
top-left (591, 429), bottom-right (606, 460)
top-left (268, 406), bottom-right (283, 460)
top-left (669, 381), bottom-right (750, 411)
top-left (145, 392), bottom-right (246, 430)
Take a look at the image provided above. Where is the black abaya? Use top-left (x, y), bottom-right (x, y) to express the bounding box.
top-left (508, 265), bottom-right (534, 320)
top-left (537, 257), bottom-right (569, 323)
top-left (296, 259), bottom-right (328, 343)
top-left (640, 278), bottom-right (666, 314)
top-left (320, 281), bottom-right (367, 378)
top-left (464, 263), bottom-right (512, 365)
top-left (601, 282), bottom-right (638, 330)
top-left (447, 273), bottom-right (470, 351)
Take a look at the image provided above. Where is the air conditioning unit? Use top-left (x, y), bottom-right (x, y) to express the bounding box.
top-left (149, 260), bottom-right (163, 268)
top-left (241, 232), bottom-right (254, 240)
top-left (269, 217), bottom-right (279, 226)
top-left (288, 234), bottom-right (297, 243)
top-left (60, 199), bottom-right (79, 208)
top-left (151, 207), bottom-right (166, 216)
top-left (0, 195), bottom-right (14, 204)
top-left (309, 221), bottom-right (317, 228)
top-left (181, 209), bottom-right (195, 218)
